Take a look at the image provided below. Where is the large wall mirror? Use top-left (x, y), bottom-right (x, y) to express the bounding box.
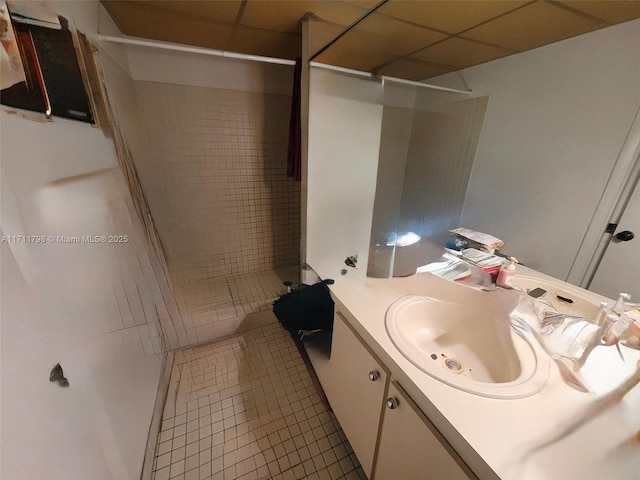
top-left (311, 1), bottom-right (640, 81)
top-left (367, 81), bottom-right (489, 277)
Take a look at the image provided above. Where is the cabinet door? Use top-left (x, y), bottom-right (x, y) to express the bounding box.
top-left (374, 382), bottom-right (476, 480)
top-left (323, 310), bottom-right (389, 478)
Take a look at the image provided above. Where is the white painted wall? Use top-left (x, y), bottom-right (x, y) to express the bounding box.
top-left (306, 68), bottom-right (383, 279)
top-left (125, 44), bottom-right (293, 95)
top-left (1, 2), bottom-right (165, 478)
top-left (432, 19), bottom-right (640, 280)
top-left (0, 161), bottom-right (164, 480)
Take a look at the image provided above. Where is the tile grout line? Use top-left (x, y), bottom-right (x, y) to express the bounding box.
top-left (151, 322), bottom-right (365, 480)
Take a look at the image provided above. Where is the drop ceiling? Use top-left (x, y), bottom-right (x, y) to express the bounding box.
top-left (101, 0), bottom-right (640, 80)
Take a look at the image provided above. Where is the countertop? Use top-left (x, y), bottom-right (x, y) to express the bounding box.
top-left (309, 261), bottom-right (640, 480)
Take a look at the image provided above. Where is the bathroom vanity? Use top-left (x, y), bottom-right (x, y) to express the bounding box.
top-left (308, 303), bottom-right (477, 479)
top-left (303, 264), bottom-right (640, 480)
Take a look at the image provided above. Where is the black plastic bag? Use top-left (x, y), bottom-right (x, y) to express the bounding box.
top-left (272, 281), bottom-right (334, 338)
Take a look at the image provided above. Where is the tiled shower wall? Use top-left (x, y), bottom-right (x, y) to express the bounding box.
top-left (131, 81), bottom-right (300, 345)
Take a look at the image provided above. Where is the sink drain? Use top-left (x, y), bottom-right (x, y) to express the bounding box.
top-left (443, 357), bottom-right (464, 373)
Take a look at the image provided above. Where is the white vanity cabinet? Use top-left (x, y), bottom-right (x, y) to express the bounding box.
top-left (316, 304), bottom-right (477, 480)
top-left (374, 381), bottom-right (476, 480)
top-left (322, 310), bottom-right (389, 478)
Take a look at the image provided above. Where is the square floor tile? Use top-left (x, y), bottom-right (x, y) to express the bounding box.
top-left (152, 323), bottom-right (365, 480)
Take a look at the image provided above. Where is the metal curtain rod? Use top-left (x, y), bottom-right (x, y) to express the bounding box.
top-left (381, 76), bottom-right (472, 95)
top-left (98, 35), bottom-right (470, 94)
top-left (309, 62), bottom-right (472, 95)
top-left (97, 34), bottom-right (297, 66)
top-left (309, 61), bottom-right (373, 79)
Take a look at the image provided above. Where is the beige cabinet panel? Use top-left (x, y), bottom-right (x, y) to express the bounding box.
top-left (323, 310), bottom-right (389, 478)
top-left (374, 382), bottom-right (476, 480)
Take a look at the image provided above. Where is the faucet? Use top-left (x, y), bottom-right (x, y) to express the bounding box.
top-left (613, 292), bottom-right (632, 314)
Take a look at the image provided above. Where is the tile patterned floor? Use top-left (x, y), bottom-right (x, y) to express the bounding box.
top-left (152, 322), bottom-right (367, 480)
top-left (169, 267), bottom-right (301, 347)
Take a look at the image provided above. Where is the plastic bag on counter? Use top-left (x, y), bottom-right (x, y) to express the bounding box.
top-left (511, 295), bottom-right (598, 361)
top-left (272, 281), bottom-right (334, 340)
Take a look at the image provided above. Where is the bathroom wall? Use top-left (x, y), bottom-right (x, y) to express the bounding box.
top-left (132, 82), bottom-right (298, 279)
top-left (0, 2), bottom-right (169, 479)
top-left (126, 45), bottom-right (293, 96)
top-left (116, 45), bottom-right (300, 345)
top-left (430, 18), bottom-right (640, 281)
top-left (306, 67), bottom-right (383, 278)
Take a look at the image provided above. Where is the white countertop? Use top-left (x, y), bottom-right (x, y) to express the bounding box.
top-left (310, 262), bottom-right (640, 480)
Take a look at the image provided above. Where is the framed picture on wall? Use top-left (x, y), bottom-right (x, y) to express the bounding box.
top-left (0, 1), bottom-right (94, 123)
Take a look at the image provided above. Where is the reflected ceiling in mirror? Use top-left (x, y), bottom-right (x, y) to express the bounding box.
top-left (312, 0), bottom-right (640, 80)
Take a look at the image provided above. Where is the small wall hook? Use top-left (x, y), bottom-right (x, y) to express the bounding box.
top-left (49, 363), bottom-right (69, 387)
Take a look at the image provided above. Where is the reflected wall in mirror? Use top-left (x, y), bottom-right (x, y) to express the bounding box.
top-left (368, 82), bottom-right (488, 277)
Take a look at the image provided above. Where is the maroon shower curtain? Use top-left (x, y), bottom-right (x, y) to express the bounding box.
top-left (286, 57), bottom-right (302, 181)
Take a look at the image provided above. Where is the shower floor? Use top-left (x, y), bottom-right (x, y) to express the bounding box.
top-left (152, 322), bottom-right (367, 480)
top-left (171, 266), bottom-right (301, 346)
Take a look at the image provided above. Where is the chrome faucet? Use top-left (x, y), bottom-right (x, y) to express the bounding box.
top-left (613, 292), bottom-right (632, 314)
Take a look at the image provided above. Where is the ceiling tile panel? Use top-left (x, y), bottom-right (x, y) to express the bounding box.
top-left (308, 21), bottom-right (350, 57)
top-left (375, 58), bottom-right (455, 80)
top-left (559, 0), bottom-right (640, 24)
top-left (132, 1), bottom-right (242, 23)
top-left (342, 0), bottom-right (382, 9)
top-left (313, 10), bottom-right (448, 70)
top-left (380, 0), bottom-right (529, 34)
top-left (463, 1), bottom-right (606, 51)
top-left (228, 26), bottom-right (302, 59)
top-left (336, 12), bottom-right (448, 57)
top-left (314, 41), bottom-right (399, 71)
top-left (101, 1), bottom-right (233, 50)
top-left (411, 37), bottom-right (514, 69)
top-left (241, 0), bottom-right (369, 33)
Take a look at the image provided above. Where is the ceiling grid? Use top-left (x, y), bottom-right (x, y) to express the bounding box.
top-left (101, 0), bottom-right (640, 80)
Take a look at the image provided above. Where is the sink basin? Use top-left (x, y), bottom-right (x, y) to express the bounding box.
top-left (386, 295), bottom-right (550, 398)
top-left (511, 275), bottom-right (600, 319)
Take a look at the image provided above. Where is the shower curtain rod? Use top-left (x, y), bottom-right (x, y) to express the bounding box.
top-left (380, 75), bottom-right (472, 95)
top-left (309, 61), bottom-right (472, 95)
top-left (309, 61), bottom-right (373, 79)
top-left (98, 35), bottom-right (471, 94)
top-left (97, 34), bottom-right (297, 66)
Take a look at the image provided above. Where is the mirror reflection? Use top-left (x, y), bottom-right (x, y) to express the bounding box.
top-left (313, 1), bottom-right (640, 81)
top-left (368, 81), bottom-right (488, 277)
